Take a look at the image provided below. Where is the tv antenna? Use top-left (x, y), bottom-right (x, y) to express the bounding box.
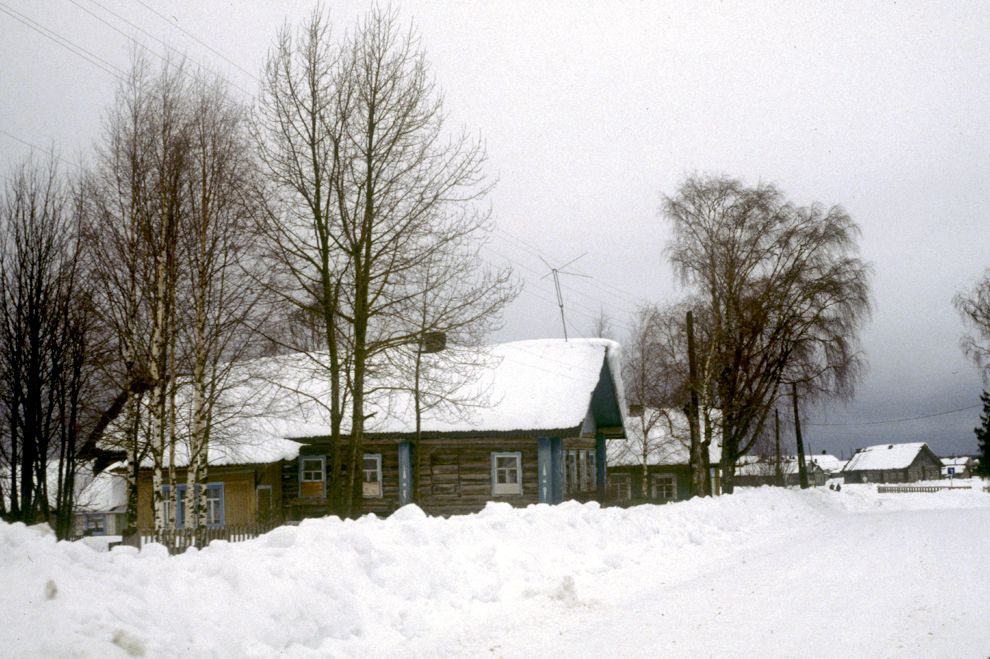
top-left (540, 253), bottom-right (591, 341)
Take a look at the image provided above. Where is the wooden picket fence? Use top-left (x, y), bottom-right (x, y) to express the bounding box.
top-left (876, 485), bottom-right (970, 494)
top-left (142, 522), bottom-right (278, 555)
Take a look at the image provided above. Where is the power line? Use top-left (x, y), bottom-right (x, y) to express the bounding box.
top-left (0, 129), bottom-right (83, 172)
top-left (132, 0), bottom-right (260, 84)
top-left (74, 0), bottom-right (254, 98)
top-left (806, 403), bottom-right (981, 428)
top-left (0, 1), bottom-right (126, 82)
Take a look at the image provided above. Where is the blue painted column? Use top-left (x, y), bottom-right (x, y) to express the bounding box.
top-left (550, 438), bottom-right (563, 504)
top-left (537, 437), bottom-right (552, 503)
top-left (595, 432), bottom-right (607, 498)
top-left (398, 442), bottom-right (413, 506)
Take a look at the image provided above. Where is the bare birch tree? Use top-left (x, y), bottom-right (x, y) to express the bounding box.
top-left (177, 73), bottom-right (264, 530)
top-left (664, 175), bottom-right (870, 493)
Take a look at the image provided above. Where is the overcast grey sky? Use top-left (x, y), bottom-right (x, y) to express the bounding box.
top-left (1, 1), bottom-right (988, 458)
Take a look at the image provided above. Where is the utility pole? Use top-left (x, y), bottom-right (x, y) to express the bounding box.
top-left (792, 382), bottom-right (809, 489)
top-left (686, 310), bottom-right (705, 496)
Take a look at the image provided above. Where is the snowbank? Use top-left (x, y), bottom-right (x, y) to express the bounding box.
top-left (2, 486), bottom-right (988, 657)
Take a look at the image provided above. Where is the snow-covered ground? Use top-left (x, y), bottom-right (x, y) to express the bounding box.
top-left (3, 483), bottom-right (989, 658)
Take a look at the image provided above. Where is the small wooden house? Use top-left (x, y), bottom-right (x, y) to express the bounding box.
top-left (129, 339), bottom-right (628, 525)
top-left (606, 408), bottom-right (721, 503)
top-left (733, 455), bottom-right (827, 487)
top-left (842, 442), bottom-right (943, 484)
top-left (282, 339), bottom-right (627, 518)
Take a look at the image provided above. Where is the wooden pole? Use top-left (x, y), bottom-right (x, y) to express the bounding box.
top-left (686, 311), bottom-right (705, 496)
top-left (792, 382), bottom-right (809, 489)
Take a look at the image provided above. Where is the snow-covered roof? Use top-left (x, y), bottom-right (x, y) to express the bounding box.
top-left (941, 457), bottom-right (972, 467)
top-left (735, 456), bottom-right (823, 477)
top-left (809, 454), bottom-right (847, 474)
top-left (607, 408), bottom-right (720, 467)
top-left (844, 443), bottom-right (933, 472)
top-left (75, 463), bottom-right (128, 513)
top-left (114, 339), bottom-right (626, 467)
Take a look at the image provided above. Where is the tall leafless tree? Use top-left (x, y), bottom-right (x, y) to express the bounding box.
top-left (664, 175), bottom-right (870, 493)
top-left (256, 6), bottom-right (497, 517)
top-left (85, 54), bottom-right (265, 533)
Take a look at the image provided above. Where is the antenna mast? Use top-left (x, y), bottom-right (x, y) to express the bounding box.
top-left (540, 253), bottom-right (591, 342)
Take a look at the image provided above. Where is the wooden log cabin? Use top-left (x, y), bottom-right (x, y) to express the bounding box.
top-left (283, 339), bottom-right (628, 518)
top-left (128, 338), bottom-right (628, 527)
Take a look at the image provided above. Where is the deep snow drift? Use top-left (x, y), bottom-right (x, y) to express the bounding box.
top-left (2, 484), bottom-right (988, 657)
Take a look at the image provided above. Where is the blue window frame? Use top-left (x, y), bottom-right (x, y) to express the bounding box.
top-left (175, 483), bottom-right (225, 528)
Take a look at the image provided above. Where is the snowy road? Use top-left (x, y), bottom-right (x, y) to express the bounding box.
top-left (482, 506), bottom-right (990, 658)
top-left (2, 485), bottom-right (988, 658)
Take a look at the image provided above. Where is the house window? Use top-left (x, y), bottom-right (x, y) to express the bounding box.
top-left (609, 474), bottom-right (631, 501)
top-left (492, 452), bottom-right (522, 496)
top-left (175, 483), bottom-right (225, 528)
top-left (300, 456), bottom-right (326, 497)
top-left (257, 485), bottom-right (273, 522)
top-left (84, 514), bottom-right (106, 536)
top-left (363, 453), bottom-right (383, 498)
top-left (565, 450), bottom-right (579, 494)
top-left (205, 484), bottom-right (224, 527)
top-left (564, 449), bottom-right (597, 493)
top-left (160, 485), bottom-right (173, 525)
top-left (584, 451), bottom-right (597, 491)
top-left (651, 474), bottom-right (676, 501)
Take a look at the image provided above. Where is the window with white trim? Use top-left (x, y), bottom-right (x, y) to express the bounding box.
top-left (205, 484), bottom-right (224, 527)
top-left (300, 456), bottom-right (326, 497)
top-left (491, 452), bottom-right (522, 496)
top-left (160, 485), bottom-right (173, 525)
top-left (651, 474), bottom-right (676, 501)
top-left (363, 453), bottom-right (383, 497)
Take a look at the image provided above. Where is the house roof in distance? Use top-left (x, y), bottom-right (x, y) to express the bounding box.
top-left (809, 454), bottom-right (847, 474)
top-left (843, 443), bottom-right (932, 472)
top-left (608, 408), bottom-right (720, 467)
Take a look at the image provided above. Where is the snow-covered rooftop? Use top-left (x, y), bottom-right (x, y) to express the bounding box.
top-left (734, 456), bottom-right (824, 477)
top-left (843, 443), bottom-right (931, 472)
top-left (117, 339), bottom-right (626, 467)
top-left (941, 457), bottom-right (972, 467)
top-left (74, 463), bottom-right (128, 513)
top-left (809, 454), bottom-right (847, 474)
top-left (607, 408), bottom-right (720, 467)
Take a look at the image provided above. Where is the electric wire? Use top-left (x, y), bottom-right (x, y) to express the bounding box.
top-left (0, 1), bottom-right (126, 82)
top-left (806, 403), bottom-right (982, 428)
top-left (74, 0), bottom-right (255, 98)
top-left (132, 0), bottom-right (260, 83)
